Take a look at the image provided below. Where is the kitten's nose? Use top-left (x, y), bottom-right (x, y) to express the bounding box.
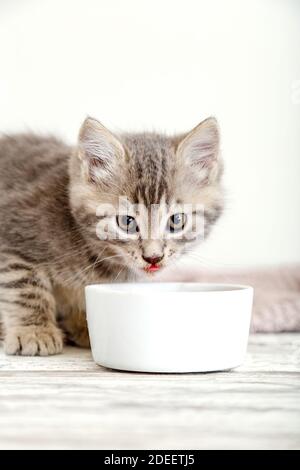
top-left (142, 255), bottom-right (163, 265)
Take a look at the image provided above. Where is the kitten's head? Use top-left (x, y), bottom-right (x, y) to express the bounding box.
top-left (69, 116), bottom-right (224, 278)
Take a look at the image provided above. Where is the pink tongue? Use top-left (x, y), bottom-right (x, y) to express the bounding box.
top-left (147, 264), bottom-right (160, 272)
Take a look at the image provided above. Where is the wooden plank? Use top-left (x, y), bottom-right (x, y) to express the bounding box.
top-left (0, 334), bottom-right (299, 449)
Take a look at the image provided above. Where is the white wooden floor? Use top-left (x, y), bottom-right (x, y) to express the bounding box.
top-left (0, 334), bottom-right (299, 450)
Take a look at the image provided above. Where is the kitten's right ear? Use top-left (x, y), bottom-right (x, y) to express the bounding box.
top-left (78, 117), bottom-right (125, 185)
top-left (176, 117), bottom-right (221, 185)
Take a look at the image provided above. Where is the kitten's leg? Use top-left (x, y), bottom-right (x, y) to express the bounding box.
top-left (59, 310), bottom-right (90, 348)
top-left (54, 285), bottom-right (90, 348)
top-left (0, 254), bottom-right (63, 356)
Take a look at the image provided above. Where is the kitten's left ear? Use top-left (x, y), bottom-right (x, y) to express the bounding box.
top-left (78, 116), bottom-right (125, 185)
top-left (176, 117), bottom-right (221, 184)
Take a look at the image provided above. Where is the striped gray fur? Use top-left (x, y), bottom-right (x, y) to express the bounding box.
top-left (0, 116), bottom-right (224, 355)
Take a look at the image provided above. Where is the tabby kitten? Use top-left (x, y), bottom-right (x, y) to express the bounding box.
top-left (0, 116), bottom-right (223, 356)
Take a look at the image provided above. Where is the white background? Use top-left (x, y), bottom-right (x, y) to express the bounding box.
top-left (0, 0), bottom-right (299, 267)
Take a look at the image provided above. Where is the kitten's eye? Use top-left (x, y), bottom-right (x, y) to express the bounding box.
top-left (167, 213), bottom-right (187, 233)
top-left (117, 215), bottom-right (139, 234)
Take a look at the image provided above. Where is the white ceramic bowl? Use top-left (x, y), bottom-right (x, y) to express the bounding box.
top-left (85, 283), bottom-right (253, 373)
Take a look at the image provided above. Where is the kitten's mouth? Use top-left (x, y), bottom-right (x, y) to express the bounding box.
top-left (144, 264), bottom-right (161, 273)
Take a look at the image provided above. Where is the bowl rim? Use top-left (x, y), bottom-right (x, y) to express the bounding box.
top-left (85, 282), bottom-right (253, 295)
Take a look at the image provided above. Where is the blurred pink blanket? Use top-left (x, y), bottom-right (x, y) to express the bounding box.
top-left (160, 264), bottom-right (300, 333)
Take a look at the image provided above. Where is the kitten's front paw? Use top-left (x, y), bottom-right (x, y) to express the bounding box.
top-left (60, 312), bottom-right (90, 348)
top-left (63, 323), bottom-right (90, 348)
top-left (4, 324), bottom-right (63, 356)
